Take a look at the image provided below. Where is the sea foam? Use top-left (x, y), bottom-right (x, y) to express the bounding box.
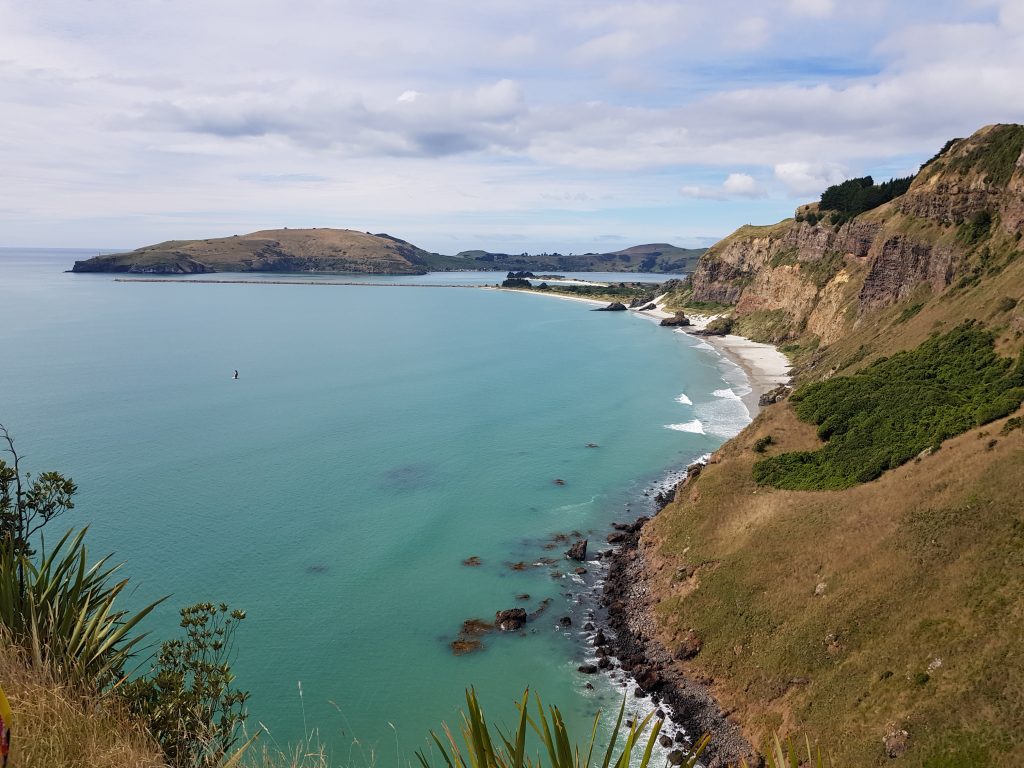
top-left (675, 393), bottom-right (693, 405)
top-left (696, 392), bottom-right (751, 438)
top-left (665, 420), bottom-right (705, 434)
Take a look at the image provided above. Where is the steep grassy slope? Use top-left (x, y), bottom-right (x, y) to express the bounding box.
top-left (72, 228), bottom-right (448, 275)
top-left (637, 125), bottom-right (1024, 765)
top-left (643, 402), bottom-right (1024, 766)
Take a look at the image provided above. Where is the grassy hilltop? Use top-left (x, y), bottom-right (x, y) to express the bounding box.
top-left (71, 228), bottom-right (455, 275)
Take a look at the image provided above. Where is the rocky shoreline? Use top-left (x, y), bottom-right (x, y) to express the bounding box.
top-left (594, 465), bottom-right (754, 767)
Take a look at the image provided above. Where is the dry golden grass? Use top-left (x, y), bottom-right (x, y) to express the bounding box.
top-left (0, 636), bottom-right (166, 768)
top-left (644, 403), bottom-right (1024, 766)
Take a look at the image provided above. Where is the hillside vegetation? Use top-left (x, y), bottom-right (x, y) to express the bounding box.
top-left (455, 243), bottom-right (705, 273)
top-left (753, 324), bottom-right (1024, 489)
top-left (638, 123), bottom-right (1024, 765)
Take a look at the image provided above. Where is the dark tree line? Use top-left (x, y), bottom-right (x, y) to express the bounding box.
top-left (817, 175), bottom-right (914, 224)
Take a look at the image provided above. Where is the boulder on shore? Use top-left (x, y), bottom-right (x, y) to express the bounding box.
top-left (659, 312), bottom-right (691, 327)
top-left (758, 384), bottom-right (792, 406)
top-left (674, 630), bottom-right (703, 660)
top-left (566, 539), bottom-right (588, 561)
top-left (593, 302), bottom-right (628, 312)
top-left (495, 608), bottom-right (528, 631)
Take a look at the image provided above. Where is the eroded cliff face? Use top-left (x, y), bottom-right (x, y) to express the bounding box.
top-left (691, 124), bottom-right (1024, 343)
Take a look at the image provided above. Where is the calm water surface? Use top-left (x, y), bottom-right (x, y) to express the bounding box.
top-left (0, 249), bottom-right (747, 762)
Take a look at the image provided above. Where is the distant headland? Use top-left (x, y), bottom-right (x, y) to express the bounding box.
top-left (70, 228), bottom-right (705, 275)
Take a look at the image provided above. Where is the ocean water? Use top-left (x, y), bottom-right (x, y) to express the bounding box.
top-left (0, 249), bottom-right (750, 762)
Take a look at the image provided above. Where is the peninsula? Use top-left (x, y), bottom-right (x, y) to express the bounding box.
top-left (71, 229), bottom-right (705, 276)
top-left (71, 228), bottom-right (446, 275)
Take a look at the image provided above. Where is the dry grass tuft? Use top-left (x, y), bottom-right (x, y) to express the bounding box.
top-left (0, 635), bottom-right (165, 768)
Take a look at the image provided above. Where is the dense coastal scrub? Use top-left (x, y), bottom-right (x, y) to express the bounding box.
top-left (753, 324), bottom-right (1024, 489)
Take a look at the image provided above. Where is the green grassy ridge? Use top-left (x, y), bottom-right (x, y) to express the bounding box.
top-left (938, 124), bottom-right (1024, 187)
top-left (753, 324), bottom-right (1024, 489)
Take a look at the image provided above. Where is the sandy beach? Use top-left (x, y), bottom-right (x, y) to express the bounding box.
top-left (502, 286), bottom-right (793, 415)
top-left (699, 334), bottom-right (791, 415)
top-left (632, 302), bottom-right (792, 415)
top-left (491, 285), bottom-right (609, 307)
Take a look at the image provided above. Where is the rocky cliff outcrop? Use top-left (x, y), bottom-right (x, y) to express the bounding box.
top-left (690, 124), bottom-right (1024, 343)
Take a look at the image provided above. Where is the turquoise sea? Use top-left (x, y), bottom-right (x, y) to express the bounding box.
top-left (0, 249), bottom-right (751, 762)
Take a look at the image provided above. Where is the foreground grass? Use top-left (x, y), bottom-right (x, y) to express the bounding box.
top-left (0, 635), bottom-right (165, 767)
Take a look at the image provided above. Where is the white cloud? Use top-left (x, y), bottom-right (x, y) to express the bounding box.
top-left (731, 17), bottom-right (770, 50)
top-left (680, 173), bottom-right (764, 200)
top-left (722, 173), bottom-right (761, 196)
top-left (2, 0), bottom-right (1024, 250)
top-left (773, 162), bottom-right (848, 196)
top-left (787, 0), bottom-right (835, 18)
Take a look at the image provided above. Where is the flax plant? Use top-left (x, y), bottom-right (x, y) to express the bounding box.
top-left (0, 527), bottom-right (164, 687)
top-left (739, 732), bottom-right (833, 768)
top-left (417, 688), bottom-right (708, 768)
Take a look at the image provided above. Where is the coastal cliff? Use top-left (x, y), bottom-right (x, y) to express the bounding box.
top-left (627, 124), bottom-right (1024, 765)
top-left (689, 124), bottom-right (1024, 348)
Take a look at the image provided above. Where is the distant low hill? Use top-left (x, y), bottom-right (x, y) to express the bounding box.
top-left (452, 243), bottom-right (705, 273)
top-left (72, 231), bottom-right (705, 276)
top-left (71, 228), bottom-right (451, 275)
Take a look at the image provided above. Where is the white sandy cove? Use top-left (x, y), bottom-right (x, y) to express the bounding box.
top-left (494, 285), bottom-right (792, 413)
top-left (635, 295), bottom-right (791, 412)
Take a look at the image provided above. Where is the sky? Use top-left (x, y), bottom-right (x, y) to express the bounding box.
top-left (2, 0), bottom-right (1024, 254)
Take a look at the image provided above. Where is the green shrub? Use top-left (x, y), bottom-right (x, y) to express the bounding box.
top-left (1001, 416), bottom-right (1022, 435)
top-left (996, 296), bottom-right (1018, 313)
top-left (753, 436), bottom-right (774, 453)
top-left (1, 424), bottom-right (77, 560)
top-left (956, 210), bottom-right (993, 247)
top-left (753, 324), bottom-right (1024, 489)
top-left (896, 302), bottom-right (926, 324)
top-left (703, 316), bottom-right (735, 335)
top-left (124, 602), bottom-right (249, 768)
top-left (502, 278), bottom-right (531, 288)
